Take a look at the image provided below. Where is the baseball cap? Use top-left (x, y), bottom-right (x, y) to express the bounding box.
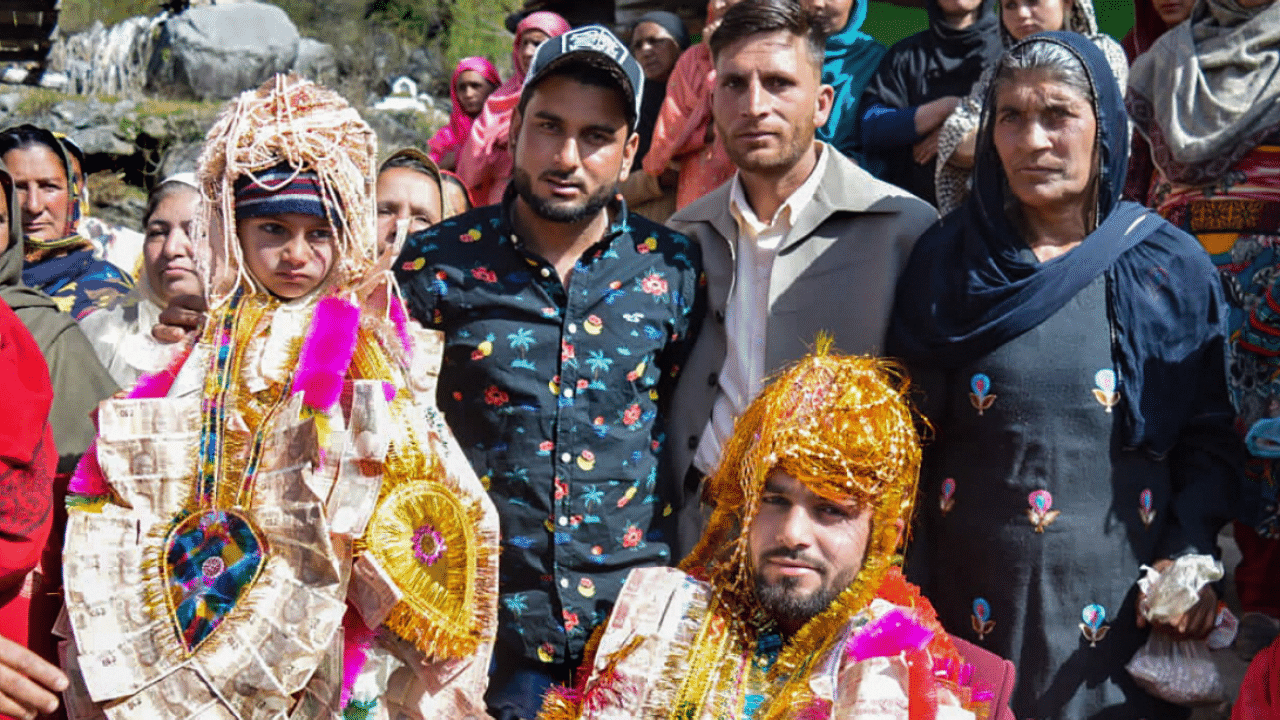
top-left (521, 25), bottom-right (644, 130)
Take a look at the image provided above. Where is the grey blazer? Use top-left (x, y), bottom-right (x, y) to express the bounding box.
top-left (663, 146), bottom-right (938, 558)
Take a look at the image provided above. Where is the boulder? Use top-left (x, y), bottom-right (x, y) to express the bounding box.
top-left (293, 38), bottom-right (337, 88)
top-left (147, 2), bottom-right (300, 100)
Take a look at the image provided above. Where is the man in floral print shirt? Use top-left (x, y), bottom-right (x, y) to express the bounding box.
top-left (394, 27), bottom-right (704, 720)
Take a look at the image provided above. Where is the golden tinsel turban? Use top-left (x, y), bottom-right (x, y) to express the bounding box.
top-left (193, 73), bottom-right (379, 307)
top-left (681, 338), bottom-right (924, 622)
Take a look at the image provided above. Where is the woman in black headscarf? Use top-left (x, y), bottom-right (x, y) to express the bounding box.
top-left (858, 0), bottom-right (1000, 205)
top-left (890, 33), bottom-right (1240, 718)
top-left (620, 10), bottom-right (692, 222)
top-left (629, 11), bottom-right (691, 172)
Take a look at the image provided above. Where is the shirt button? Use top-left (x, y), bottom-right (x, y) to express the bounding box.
top-left (707, 372), bottom-right (718, 387)
top-left (540, 268), bottom-right (551, 277)
top-left (568, 323), bottom-right (577, 334)
top-left (714, 310), bottom-right (725, 323)
top-left (563, 388), bottom-right (574, 398)
top-left (561, 452), bottom-right (572, 463)
top-left (558, 516), bottom-right (568, 526)
top-left (560, 577), bottom-right (570, 588)
top-left (688, 435), bottom-right (699, 450)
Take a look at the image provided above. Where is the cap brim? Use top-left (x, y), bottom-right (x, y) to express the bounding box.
top-left (526, 51), bottom-right (639, 126)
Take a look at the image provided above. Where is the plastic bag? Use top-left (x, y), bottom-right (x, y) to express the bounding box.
top-left (1125, 631), bottom-right (1225, 705)
top-left (1136, 555), bottom-right (1223, 623)
top-left (1125, 555), bottom-right (1226, 706)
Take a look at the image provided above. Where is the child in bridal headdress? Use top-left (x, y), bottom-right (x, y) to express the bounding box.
top-left (58, 74), bottom-right (499, 720)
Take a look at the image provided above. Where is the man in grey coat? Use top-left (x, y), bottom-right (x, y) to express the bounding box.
top-left (664, 0), bottom-right (937, 556)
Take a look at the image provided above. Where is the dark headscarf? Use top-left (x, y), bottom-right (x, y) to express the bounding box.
top-left (1121, 0), bottom-right (1168, 62)
top-left (632, 11), bottom-right (690, 52)
top-left (860, 0), bottom-right (1002, 202)
top-left (889, 32), bottom-right (1232, 455)
top-left (631, 11), bottom-right (691, 171)
top-left (862, 0), bottom-right (1001, 108)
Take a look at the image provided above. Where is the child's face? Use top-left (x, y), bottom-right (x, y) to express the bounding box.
top-left (237, 213), bottom-right (337, 299)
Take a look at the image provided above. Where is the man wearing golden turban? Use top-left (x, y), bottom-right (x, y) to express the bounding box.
top-left (538, 344), bottom-right (1013, 720)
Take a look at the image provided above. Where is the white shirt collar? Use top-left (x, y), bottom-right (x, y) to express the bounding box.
top-left (728, 142), bottom-right (829, 242)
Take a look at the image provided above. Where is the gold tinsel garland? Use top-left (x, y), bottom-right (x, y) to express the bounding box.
top-left (350, 332), bottom-right (500, 660)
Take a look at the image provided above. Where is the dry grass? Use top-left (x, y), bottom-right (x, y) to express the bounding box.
top-left (15, 87), bottom-right (67, 115)
top-left (86, 169), bottom-right (146, 205)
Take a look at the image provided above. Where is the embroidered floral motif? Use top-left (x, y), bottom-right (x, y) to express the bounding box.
top-left (1139, 488), bottom-right (1156, 529)
top-left (940, 477), bottom-right (956, 516)
top-left (1080, 603), bottom-right (1109, 646)
top-left (1093, 369), bottom-right (1120, 412)
top-left (971, 597), bottom-right (995, 641)
top-left (1026, 490), bottom-right (1060, 532)
top-left (969, 373), bottom-right (996, 415)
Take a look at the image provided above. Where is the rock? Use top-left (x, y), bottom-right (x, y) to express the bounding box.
top-left (293, 38), bottom-right (337, 88)
top-left (157, 141), bottom-right (203, 179)
top-left (70, 126), bottom-right (135, 157)
top-left (147, 2), bottom-right (300, 100)
top-left (140, 114), bottom-right (169, 138)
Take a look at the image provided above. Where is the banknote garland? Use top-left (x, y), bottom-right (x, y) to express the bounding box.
top-left (61, 74), bottom-right (498, 719)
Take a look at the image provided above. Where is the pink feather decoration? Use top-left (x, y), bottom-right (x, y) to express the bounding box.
top-left (389, 296), bottom-right (412, 355)
top-left (68, 447), bottom-right (108, 497)
top-left (295, 297), bottom-right (361, 410)
top-left (846, 608), bottom-right (935, 663)
top-left (341, 608), bottom-right (377, 707)
top-left (796, 698), bottom-right (833, 720)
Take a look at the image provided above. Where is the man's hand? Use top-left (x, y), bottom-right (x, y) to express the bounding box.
top-left (1136, 558), bottom-right (1220, 639)
top-left (152, 293), bottom-right (208, 344)
top-left (914, 127), bottom-right (943, 165)
top-left (0, 635), bottom-right (67, 719)
top-left (914, 95), bottom-right (962, 136)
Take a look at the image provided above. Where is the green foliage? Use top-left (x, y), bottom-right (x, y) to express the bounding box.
top-left (443, 0), bottom-right (519, 72)
top-left (59, 0), bottom-right (523, 98)
top-left (861, 0), bottom-right (1135, 48)
top-left (15, 88), bottom-right (66, 115)
top-left (60, 0), bottom-right (154, 34)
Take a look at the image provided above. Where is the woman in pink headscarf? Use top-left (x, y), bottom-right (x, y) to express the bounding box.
top-left (455, 11), bottom-right (570, 206)
top-left (429, 57), bottom-right (502, 171)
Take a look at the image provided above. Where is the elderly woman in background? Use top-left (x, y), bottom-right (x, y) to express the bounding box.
top-left (629, 11), bottom-right (690, 170)
top-left (890, 33), bottom-right (1240, 718)
top-left (933, 0), bottom-right (1127, 214)
top-left (1128, 0), bottom-right (1280, 660)
top-left (80, 175), bottom-right (201, 388)
top-left (0, 152), bottom-right (115, 679)
top-left (428, 57), bottom-right (501, 171)
top-left (619, 10), bottom-right (691, 221)
top-left (377, 147), bottom-right (470, 252)
top-left (636, 0), bottom-right (739, 214)
top-left (456, 11), bottom-right (570, 206)
top-left (0, 125), bottom-right (132, 319)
